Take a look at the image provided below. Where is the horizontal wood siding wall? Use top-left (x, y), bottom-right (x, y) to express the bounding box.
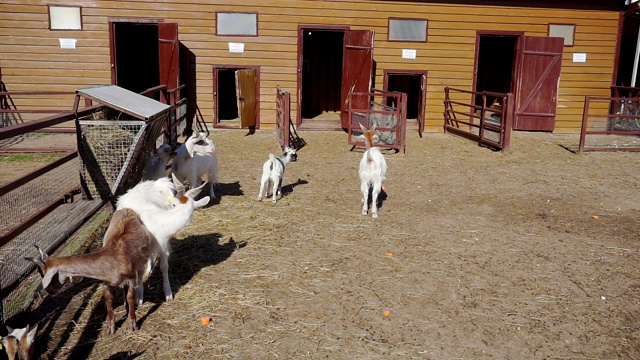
top-left (0, 0), bottom-right (619, 133)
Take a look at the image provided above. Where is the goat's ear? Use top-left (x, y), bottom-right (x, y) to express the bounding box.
top-left (6, 325), bottom-right (14, 334)
top-left (194, 197), bottom-right (210, 209)
top-left (359, 123), bottom-right (367, 132)
top-left (25, 324), bottom-right (38, 345)
top-left (34, 245), bottom-right (49, 261)
top-left (25, 256), bottom-right (42, 267)
top-left (185, 138), bottom-right (196, 157)
top-left (370, 124), bottom-right (376, 132)
top-left (41, 268), bottom-right (59, 291)
top-left (185, 181), bottom-right (207, 199)
top-left (171, 174), bottom-right (186, 196)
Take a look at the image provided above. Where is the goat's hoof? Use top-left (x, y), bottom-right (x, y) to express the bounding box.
top-left (107, 322), bottom-right (116, 335)
top-left (272, 200), bottom-right (277, 204)
top-left (130, 321), bottom-right (139, 332)
top-left (257, 197), bottom-right (262, 201)
top-left (166, 294), bottom-right (174, 301)
top-left (136, 299), bottom-right (143, 306)
top-left (362, 210), bottom-right (368, 215)
top-left (372, 213), bottom-right (379, 218)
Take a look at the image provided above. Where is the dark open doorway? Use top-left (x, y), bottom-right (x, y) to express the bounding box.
top-left (474, 34), bottom-right (518, 109)
top-left (383, 70), bottom-right (427, 135)
top-left (615, 13), bottom-right (640, 90)
top-left (110, 20), bottom-right (197, 142)
top-left (213, 66), bottom-right (259, 129)
top-left (298, 27), bottom-right (346, 130)
top-left (111, 22), bottom-right (160, 96)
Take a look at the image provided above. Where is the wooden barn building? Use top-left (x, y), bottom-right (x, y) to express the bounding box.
top-left (0, 0), bottom-right (635, 135)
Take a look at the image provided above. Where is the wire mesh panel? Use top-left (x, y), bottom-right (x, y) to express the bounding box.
top-left (0, 156), bottom-right (104, 322)
top-left (77, 113), bottom-right (167, 201)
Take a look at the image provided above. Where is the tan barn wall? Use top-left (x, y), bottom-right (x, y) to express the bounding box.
top-left (0, 0), bottom-right (619, 133)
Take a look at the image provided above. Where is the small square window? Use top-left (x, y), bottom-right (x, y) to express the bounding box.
top-left (49, 6), bottom-right (82, 30)
top-left (217, 12), bottom-right (257, 36)
top-left (388, 19), bottom-right (428, 42)
top-left (549, 24), bottom-right (575, 46)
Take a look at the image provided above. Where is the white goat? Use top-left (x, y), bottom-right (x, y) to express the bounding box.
top-left (171, 132), bottom-right (218, 201)
top-left (257, 147), bottom-right (298, 204)
top-left (27, 209), bottom-right (156, 334)
top-left (141, 144), bottom-right (173, 181)
top-left (358, 124), bottom-right (387, 218)
top-left (1, 325), bottom-right (38, 360)
top-left (115, 174), bottom-right (209, 304)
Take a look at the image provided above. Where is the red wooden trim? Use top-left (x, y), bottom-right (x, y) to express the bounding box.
top-left (612, 12), bottom-right (625, 88)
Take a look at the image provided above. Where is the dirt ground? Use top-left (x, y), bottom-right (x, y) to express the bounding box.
top-left (6, 129), bottom-right (640, 359)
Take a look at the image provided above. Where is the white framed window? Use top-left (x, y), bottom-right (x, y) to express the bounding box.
top-left (49, 6), bottom-right (82, 30)
top-left (388, 18), bottom-right (428, 42)
top-left (549, 24), bottom-right (575, 46)
top-left (217, 12), bottom-right (258, 36)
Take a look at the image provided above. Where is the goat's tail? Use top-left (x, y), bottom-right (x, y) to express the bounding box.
top-left (268, 153), bottom-right (276, 170)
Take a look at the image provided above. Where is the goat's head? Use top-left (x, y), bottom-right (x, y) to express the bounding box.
top-left (359, 123), bottom-right (379, 147)
top-left (283, 147), bottom-right (298, 162)
top-left (2, 325), bottom-right (38, 360)
top-left (154, 144), bottom-right (173, 162)
top-left (171, 174), bottom-right (210, 208)
top-left (25, 245), bottom-right (66, 294)
top-left (185, 132), bottom-right (208, 157)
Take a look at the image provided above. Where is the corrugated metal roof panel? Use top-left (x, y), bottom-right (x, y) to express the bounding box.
top-left (76, 85), bottom-right (170, 121)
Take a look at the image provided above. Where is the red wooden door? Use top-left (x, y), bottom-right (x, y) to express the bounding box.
top-left (514, 36), bottom-right (563, 131)
top-left (158, 23), bottom-right (179, 105)
top-left (340, 30), bottom-right (374, 129)
top-left (418, 73), bottom-right (427, 137)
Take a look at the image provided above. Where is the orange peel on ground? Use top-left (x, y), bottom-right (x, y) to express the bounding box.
top-left (592, 215), bottom-right (599, 220)
top-left (200, 316), bottom-right (212, 325)
top-left (383, 311), bottom-right (391, 317)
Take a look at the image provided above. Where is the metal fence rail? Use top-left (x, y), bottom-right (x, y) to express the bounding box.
top-left (443, 86), bottom-right (514, 152)
top-left (347, 89), bottom-right (407, 153)
top-left (579, 96), bottom-right (640, 152)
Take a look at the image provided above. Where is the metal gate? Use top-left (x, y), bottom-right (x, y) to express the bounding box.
top-left (276, 86), bottom-right (305, 151)
top-left (443, 86), bottom-right (514, 152)
top-left (347, 89), bottom-right (407, 153)
top-left (578, 95), bottom-right (640, 152)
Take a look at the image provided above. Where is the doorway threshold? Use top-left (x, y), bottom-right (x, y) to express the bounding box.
top-left (298, 118), bottom-right (343, 131)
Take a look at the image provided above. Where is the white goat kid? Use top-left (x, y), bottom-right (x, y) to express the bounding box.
top-left (358, 124), bottom-right (387, 218)
top-left (2, 325), bottom-right (38, 360)
top-left (171, 132), bottom-right (218, 201)
top-left (257, 147), bottom-right (298, 204)
top-left (116, 174), bottom-right (209, 304)
top-left (27, 209), bottom-right (156, 334)
top-left (141, 144), bottom-right (173, 181)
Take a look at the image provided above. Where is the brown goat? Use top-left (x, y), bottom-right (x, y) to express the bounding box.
top-left (26, 208), bottom-right (158, 334)
top-left (1, 324), bottom-right (38, 360)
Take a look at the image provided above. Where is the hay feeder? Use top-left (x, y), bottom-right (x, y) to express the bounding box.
top-left (74, 85), bottom-right (170, 202)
